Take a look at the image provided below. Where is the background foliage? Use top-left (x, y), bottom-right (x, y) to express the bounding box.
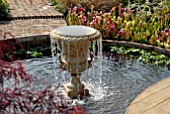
top-left (66, 0), bottom-right (170, 48)
top-left (0, 0), bottom-right (9, 18)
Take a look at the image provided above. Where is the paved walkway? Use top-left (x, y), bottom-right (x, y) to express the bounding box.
top-left (9, 0), bottom-right (63, 17)
top-left (0, 19), bottom-right (66, 39)
top-left (125, 76), bottom-right (170, 114)
top-left (0, 0), bottom-right (66, 40)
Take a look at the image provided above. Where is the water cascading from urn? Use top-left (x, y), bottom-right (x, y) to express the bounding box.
top-left (50, 26), bottom-right (102, 98)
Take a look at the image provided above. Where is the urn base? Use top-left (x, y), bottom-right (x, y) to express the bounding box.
top-left (63, 81), bottom-right (89, 98)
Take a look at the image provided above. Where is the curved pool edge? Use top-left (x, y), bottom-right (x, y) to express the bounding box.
top-left (103, 39), bottom-right (170, 57)
top-left (1, 36), bottom-right (170, 57)
top-left (125, 76), bottom-right (170, 114)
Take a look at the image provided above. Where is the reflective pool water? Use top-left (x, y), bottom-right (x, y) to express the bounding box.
top-left (22, 56), bottom-right (170, 114)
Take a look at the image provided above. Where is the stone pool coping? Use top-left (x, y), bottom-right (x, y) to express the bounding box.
top-left (2, 36), bottom-right (170, 57)
top-left (125, 76), bottom-right (170, 114)
top-left (103, 39), bottom-right (170, 57)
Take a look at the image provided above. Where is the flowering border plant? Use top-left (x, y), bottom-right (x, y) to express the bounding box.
top-left (66, 0), bottom-right (170, 48)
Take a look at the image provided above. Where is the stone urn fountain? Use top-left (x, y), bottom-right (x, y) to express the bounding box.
top-left (50, 25), bottom-right (101, 98)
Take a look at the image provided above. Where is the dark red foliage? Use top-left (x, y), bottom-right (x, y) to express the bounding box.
top-left (0, 32), bottom-right (31, 85)
top-left (0, 32), bottom-right (24, 61)
top-left (0, 32), bottom-right (87, 113)
top-left (66, 106), bottom-right (87, 114)
top-left (0, 87), bottom-right (68, 113)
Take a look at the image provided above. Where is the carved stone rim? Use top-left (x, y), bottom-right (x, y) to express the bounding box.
top-left (50, 26), bottom-right (101, 42)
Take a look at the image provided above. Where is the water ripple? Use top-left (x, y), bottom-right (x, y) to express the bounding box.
top-left (20, 56), bottom-right (170, 114)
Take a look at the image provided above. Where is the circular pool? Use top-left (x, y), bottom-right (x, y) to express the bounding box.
top-left (22, 56), bottom-right (170, 114)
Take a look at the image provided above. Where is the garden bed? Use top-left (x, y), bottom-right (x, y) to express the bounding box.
top-left (64, 0), bottom-right (169, 47)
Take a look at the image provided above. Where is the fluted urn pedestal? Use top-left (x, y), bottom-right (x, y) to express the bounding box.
top-left (50, 25), bottom-right (101, 98)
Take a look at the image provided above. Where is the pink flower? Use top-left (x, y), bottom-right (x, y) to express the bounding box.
top-left (67, 8), bottom-right (71, 11)
top-left (106, 21), bottom-right (110, 25)
top-left (105, 28), bottom-right (109, 33)
top-left (122, 23), bottom-right (125, 28)
top-left (110, 25), bottom-right (115, 30)
top-left (165, 14), bottom-right (170, 19)
top-left (95, 16), bottom-right (100, 21)
top-left (166, 33), bottom-right (169, 37)
top-left (72, 7), bottom-right (77, 13)
top-left (161, 30), bottom-right (166, 34)
top-left (118, 28), bottom-right (126, 36)
top-left (118, 4), bottom-right (123, 17)
top-left (114, 22), bottom-right (118, 28)
top-left (78, 7), bottom-right (85, 12)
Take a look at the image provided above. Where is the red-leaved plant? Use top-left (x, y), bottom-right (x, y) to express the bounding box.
top-left (0, 32), bottom-right (87, 113)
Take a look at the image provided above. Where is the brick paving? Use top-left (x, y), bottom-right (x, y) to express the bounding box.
top-left (9, 0), bottom-right (63, 17)
top-left (0, 19), bottom-right (66, 39)
top-left (0, 0), bottom-right (67, 40)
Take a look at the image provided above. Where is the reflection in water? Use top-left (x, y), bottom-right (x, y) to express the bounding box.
top-left (22, 56), bottom-right (170, 114)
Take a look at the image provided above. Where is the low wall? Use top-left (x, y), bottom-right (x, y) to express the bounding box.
top-left (1, 36), bottom-right (170, 57)
top-left (0, 35), bottom-right (50, 51)
top-left (103, 39), bottom-right (170, 57)
top-left (17, 35), bottom-right (50, 49)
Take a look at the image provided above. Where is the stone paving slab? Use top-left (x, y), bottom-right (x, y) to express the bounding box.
top-left (0, 19), bottom-right (66, 40)
top-left (9, 0), bottom-right (63, 17)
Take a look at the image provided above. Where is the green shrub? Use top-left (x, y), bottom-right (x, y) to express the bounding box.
top-left (50, 0), bottom-right (57, 5)
top-left (51, 0), bottom-right (121, 13)
top-left (0, 0), bottom-right (9, 17)
top-left (51, 0), bottom-right (79, 13)
top-left (110, 46), bottom-right (170, 66)
top-left (128, 0), bottom-right (167, 15)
